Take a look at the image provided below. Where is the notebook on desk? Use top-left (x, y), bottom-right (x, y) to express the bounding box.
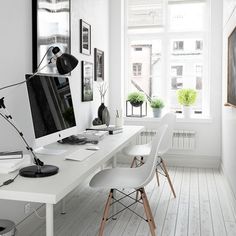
top-left (65, 149), bottom-right (96, 162)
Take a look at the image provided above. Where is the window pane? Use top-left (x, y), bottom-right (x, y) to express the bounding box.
top-left (129, 39), bottom-right (162, 97)
top-left (168, 2), bottom-right (206, 32)
top-left (169, 39), bottom-right (203, 112)
top-left (128, 0), bottom-right (164, 28)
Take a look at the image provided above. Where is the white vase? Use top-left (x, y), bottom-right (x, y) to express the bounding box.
top-left (152, 108), bottom-right (162, 118)
top-left (182, 106), bottom-right (192, 119)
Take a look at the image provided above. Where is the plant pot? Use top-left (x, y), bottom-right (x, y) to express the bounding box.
top-left (152, 108), bottom-right (162, 118)
top-left (182, 106), bottom-right (192, 119)
top-left (130, 101), bottom-right (143, 107)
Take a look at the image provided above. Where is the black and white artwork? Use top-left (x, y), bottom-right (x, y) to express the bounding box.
top-left (81, 61), bottom-right (93, 102)
top-left (80, 19), bottom-right (91, 55)
top-left (32, 0), bottom-right (71, 74)
top-left (228, 26), bottom-right (236, 107)
top-left (94, 48), bottom-right (104, 81)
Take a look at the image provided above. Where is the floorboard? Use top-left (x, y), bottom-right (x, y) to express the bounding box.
top-left (28, 167), bottom-right (236, 236)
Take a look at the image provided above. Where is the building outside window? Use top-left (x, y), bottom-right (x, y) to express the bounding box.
top-left (126, 0), bottom-right (209, 116)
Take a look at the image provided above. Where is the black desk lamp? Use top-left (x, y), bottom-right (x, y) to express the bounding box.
top-left (0, 46), bottom-right (78, 178)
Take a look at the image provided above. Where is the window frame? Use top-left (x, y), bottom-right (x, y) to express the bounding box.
top-left (124, 0), bottom-right (211, 118)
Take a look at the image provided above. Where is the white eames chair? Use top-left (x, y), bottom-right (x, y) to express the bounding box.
top-left (123, 112), bottom-right (176, 198)
top-left (89, 125), bottom-right (168, 236)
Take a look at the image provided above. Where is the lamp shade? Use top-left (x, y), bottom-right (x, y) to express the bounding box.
top-left (52, 47), bottom-right (78, 75)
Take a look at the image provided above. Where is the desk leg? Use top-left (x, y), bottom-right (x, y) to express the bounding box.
top-left (112, 155), bottom-right (117, 220)
top-left (61, 199), bottom-right (66, 214)
top-left (46, 203), bottom-right (54, 236)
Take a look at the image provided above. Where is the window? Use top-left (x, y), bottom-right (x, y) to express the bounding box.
top-left (126, 0), bottom-right (209, 116)
top-left (133, 63), bottom-right (142, 76)
top-left (173, 41), bottom-right (184, 51)
top-left (171, 65), bottom-right (183, 90)
top-left (196, 40), bottom-right (203, 50)
top-left (196, 65), bottom-right (203, 90)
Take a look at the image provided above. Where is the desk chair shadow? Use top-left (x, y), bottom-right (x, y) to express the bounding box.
top-left (123, 112), bottom-right (176, 198)
top-left (89, 125), bottom-right (168, 236)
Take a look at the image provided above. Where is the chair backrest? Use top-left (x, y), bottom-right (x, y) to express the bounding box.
top-left (159, 112), bottom-right (176, 154)
top-left (138, 124), bottom-right (168, 187)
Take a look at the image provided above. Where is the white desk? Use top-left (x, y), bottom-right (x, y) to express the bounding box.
top-left (0, 125), bottom-right (143, 236)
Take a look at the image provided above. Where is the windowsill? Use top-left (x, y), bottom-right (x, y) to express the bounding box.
top-left (124, 114), bottom-right (213, 123)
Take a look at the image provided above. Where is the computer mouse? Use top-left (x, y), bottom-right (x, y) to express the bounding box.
top-left (85, 146), bottom-right (100, 151)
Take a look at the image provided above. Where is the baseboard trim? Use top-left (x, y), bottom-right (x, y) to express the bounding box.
top-left (117, 153), bottom-right (220, 168)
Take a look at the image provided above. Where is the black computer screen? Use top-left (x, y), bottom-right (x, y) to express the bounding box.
top-left (26, 74), bottom-right (76, 139)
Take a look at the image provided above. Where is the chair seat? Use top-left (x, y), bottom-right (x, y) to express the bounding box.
top-left (90, 167), bottom-right (148, 189)
top-left (123, 143), bottom-right (151, 157)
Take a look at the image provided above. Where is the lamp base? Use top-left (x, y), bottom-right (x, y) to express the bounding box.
top-left (19, 165), bottom-right (59, 178)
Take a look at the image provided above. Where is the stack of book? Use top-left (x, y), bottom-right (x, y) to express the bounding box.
top-left (0, 152), bottom-right (31, 174)
top-left (86, 125), bottom-right (123, 135)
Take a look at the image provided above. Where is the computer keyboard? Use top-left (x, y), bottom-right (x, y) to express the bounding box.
top-left (65, 149), bottom-right (96, 162)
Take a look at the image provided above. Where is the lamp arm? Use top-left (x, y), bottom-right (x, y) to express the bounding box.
top-left (36, 46), bottom-right (54, 71)
top-left (0, 106), bottom-right (43, 167)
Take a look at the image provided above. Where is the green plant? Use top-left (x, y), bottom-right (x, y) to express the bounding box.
top-left (150, 98), bottom-right (165, 109)
top-left (177, 89), bottom-right (197, 106)
top-left (127, 92), bottom-right (145, 103)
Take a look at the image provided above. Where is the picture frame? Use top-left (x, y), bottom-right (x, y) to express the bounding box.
top-left (227, 26), bottom-right (236, 107)
top-left (94, 48), bottom-right (104, 81)
top-left (81, 61), bottom-right (93, 102)
top-left (80, 19), bottom-right (91, 55)
top-left (32, 0), bottom-right (71, 74)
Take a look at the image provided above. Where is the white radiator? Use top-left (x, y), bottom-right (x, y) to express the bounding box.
top-left (136, 129), bottom-right (196, 150)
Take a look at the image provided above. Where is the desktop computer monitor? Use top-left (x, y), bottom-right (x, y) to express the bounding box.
top-left (26, 74), bottom-right (77, 152)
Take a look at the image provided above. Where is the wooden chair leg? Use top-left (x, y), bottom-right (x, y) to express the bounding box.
top-left (142, 188), bottom-right (156, 229)
top-left (155, 168), bottom-right (160, 186)
top-left (99, 189), bottom-right (113, 236)
top-left (161, 158), bottom-right (176, 198)
top-left (140, 188), bottom-right (156, 236)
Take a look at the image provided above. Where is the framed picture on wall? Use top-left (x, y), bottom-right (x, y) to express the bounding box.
top-left (228, 26), bottom-right (236, 107)
top-left (81, 61), bottom-right (93, 102)
top-left (94, 48), bottom-right (104, 81)
top-left (32, 0), bottom-right (71, 74)
top-left (80, 19), bottom-right (91, 55)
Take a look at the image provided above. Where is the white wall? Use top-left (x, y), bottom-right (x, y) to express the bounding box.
top-left (109, 0), bottom-right (125, 123)
top-left (222, 0), bottom-right (236, 197)
top-left (0, 0), bottom-right (109, 228)
top-left (112, 0), bottom-right (223, 167)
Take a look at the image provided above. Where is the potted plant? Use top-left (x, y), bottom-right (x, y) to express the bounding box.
top-left (150, 98), bottom-right (165, 117)
top-left (127, 92), bottom-right (145, 107)
top-left (177, 88), bottom-right (197, 118)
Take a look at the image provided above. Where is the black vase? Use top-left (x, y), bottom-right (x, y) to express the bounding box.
top-left (98, 103), bottom-right (105, 122)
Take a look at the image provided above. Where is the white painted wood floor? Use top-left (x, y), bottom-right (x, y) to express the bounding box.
top-left (29, 167), bottom-right (236, 236)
